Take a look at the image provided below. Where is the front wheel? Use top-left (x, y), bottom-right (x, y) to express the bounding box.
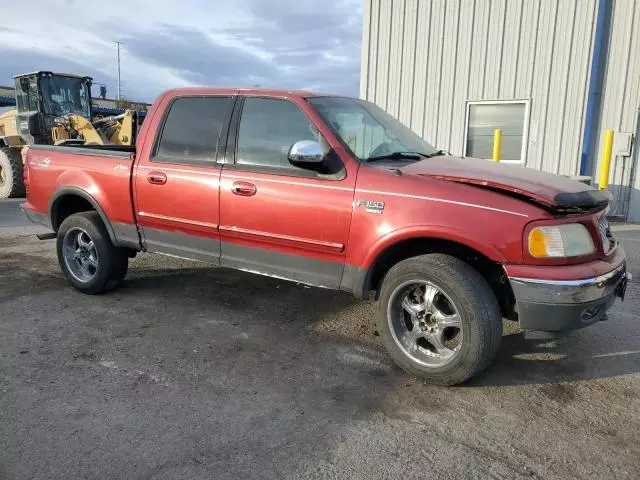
top-left (377, 254), bottom-right (502, 386)
top-left (56, 212), bottom-right (129, 294)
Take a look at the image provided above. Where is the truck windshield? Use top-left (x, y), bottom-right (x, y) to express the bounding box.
top-left (307, 96), bottom-right (439, 162)
top-left (39, 75), bottom-right (91, 118)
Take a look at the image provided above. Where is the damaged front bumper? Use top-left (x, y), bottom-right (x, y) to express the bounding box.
top-left (508, 262), bottom-right (629, 338)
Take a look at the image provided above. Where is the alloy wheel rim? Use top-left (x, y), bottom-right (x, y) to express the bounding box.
top-left (62, 227), bottom-right (99, 283)
top-left (387, 280), bottom-right (463, 367)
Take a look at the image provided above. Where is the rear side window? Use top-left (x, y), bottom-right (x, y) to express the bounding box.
top-left (154, 96), bottom-right (232, 164)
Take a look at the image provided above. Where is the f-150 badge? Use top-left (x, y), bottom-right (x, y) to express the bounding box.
top-left (357, 200), bottom-right (385, 214)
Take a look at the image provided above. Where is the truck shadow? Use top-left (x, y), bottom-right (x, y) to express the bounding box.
top-left (3, 253), bottom-right (638, 477)
top-left (469, 326), bottom-right (640, 387)
top-left (123, 264), bottom-right (640, 388)
top-left (0, 257), bottom-right (404, 479)
top-left (2, 247), bottom-right (637, 389)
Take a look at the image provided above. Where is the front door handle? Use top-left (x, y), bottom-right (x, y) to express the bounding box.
top-left (147, 171), bottom-right (167, 185)
top-left (232, 181), bottom-right (257, 196)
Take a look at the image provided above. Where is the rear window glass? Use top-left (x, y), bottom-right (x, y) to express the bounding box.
top-left (154, 96), bottom-right (232, 164)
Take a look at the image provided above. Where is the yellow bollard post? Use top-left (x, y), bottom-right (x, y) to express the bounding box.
top-left (492, 129), bottom-right (502, 162)
top-left (598, 129), bottom-right (614, 190)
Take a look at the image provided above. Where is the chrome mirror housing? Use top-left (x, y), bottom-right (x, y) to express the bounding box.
top-left (287, 140), bottom-right (324, 165)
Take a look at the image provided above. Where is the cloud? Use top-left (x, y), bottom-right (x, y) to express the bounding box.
top-left (0, 48), bottom-right (109, 88)
top-left (0, 0), bottom-right (362, 103)
top-left (121, 25), bottom-right (277, 86)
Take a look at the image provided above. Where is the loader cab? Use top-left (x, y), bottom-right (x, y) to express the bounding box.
top-left (13, 71), bottom-right (93, 144)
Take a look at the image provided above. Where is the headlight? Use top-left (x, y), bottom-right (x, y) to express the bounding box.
top-left (528, 223), bottom-right (595, 258)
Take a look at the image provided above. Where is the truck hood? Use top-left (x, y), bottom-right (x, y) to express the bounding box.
top-left (400, 156), bottom-right (611, 212)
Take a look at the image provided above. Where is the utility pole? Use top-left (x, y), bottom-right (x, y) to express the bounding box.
top-left (114, 41), bottom-right (122, 100)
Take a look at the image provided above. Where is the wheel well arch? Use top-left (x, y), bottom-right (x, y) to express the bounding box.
top-left (49, 187), bottom-right (117, 244)
top-left (364, 237), bottom-right (516, 320)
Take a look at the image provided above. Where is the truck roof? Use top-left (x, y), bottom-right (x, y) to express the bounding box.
top-left (159, 87), bottom-right (332, 99)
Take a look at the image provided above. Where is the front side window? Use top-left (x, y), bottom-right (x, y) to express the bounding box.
top-left (155, 96), bottom-right (232, 164)
top-left (236, 97), bottom-right (320, 169)
top-left (465, 101), bottom-right (528, 162)
top-left (307, 96), bottom-right (439, 161)
top-left (39, 75), bottom-right (91, 118)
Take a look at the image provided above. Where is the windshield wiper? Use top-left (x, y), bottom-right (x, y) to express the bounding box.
top-left (366, 150), bottom-right (448, 163)
top-left (365, 151), bottom-right (426, 162)
top-left (422, 149), bottom-right (448, 158)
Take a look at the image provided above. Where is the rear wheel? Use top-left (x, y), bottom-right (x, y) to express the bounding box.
top-left (377, 254), bottom-right (502, 386)
top-left (57, 212), bottom-right (129, 294)
top-left (105, 254), bottom-right (129, 292)
top-left (0, 147), bottom-right (25, 199)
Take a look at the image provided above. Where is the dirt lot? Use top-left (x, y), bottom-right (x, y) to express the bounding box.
top-left (1, 199), bottom-right (639, 479)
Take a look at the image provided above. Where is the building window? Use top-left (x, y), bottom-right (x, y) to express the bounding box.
top-left (464, 100), bottom-right (529, 162)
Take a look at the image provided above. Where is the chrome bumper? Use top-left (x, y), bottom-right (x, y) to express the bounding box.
top-left (509, 263), bottom-right (628, 304)
top-left (508, 263), bottom-right (629, 333)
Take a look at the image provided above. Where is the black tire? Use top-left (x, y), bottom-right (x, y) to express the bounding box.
top-left (377, 254), bottom-right (502, 386)
top-left (104, 254), bottom-right (129, 292)
top-left (0, 147), bottom-right (25, 199)
top-left (56, 212), bottom-right (129, 294)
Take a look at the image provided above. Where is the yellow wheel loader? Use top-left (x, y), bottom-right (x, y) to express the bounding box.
top-left (0, 71), bottom-right (138, 198)
top-left (0, 109), bottom-right (26, 198)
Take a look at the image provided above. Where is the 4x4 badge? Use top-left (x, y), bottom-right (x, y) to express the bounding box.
top-left (357, 200), bottom-right (385, 214)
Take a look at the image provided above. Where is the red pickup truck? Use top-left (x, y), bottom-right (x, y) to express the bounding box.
top-left (22, 87), bottom-right (628, 385)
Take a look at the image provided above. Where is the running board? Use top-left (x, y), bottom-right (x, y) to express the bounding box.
top-left (36, 232), bottom-right (56, 240)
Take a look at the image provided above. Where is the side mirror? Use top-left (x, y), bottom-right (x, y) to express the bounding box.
top-left (288, 140), bottom-right (324, 167)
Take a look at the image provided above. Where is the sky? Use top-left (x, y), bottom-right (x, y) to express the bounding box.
top-left (0, 0), bottom-right (362, 103)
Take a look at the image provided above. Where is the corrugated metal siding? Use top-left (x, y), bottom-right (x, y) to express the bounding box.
top-left (560, 1), bottom-right (596, 176)
top-left (387, 0), bottom-right (405, 118)
top-left (398, 0), bottom-right (418, 128)
top-left (595, 0), bottom-right (640, 219)
top-left (360, 0), bottom-right (603, 176)
top-left (359, 0), bottom-right (371, 99)
top-left (374, 0), bottom-right (392, 109)
top-left (439, 0), bottom-right (460, 149)
top-left (499, 0), bottom-right (522, 98)
top-left (409, 0), bottom-right (431, 137)
top-left (450, 0), bottom-right (474, 157)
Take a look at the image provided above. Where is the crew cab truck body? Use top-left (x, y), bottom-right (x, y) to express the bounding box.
top-left (22, 88), bottom-right (628, 385)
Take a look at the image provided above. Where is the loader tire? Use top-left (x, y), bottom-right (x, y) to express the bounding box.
top-left (0, 147), bottom-right (25, 199)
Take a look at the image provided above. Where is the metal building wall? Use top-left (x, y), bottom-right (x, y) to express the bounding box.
top-left (594, 1), bottom-right (640, 219)
top-left (360, 0), bottom-right (599, 176)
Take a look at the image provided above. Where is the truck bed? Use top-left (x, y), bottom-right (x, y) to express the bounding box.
top-left (30, 143), bottom-right (135, 157)
top-left (23, 144), bottom-right (138, 245)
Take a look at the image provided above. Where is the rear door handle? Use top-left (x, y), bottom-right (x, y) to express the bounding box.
top-left (147, 171), bottom-right (167, 185)
top-left (232, 181), bottom-right (257, 196)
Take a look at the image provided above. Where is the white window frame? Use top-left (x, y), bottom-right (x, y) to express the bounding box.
top-left (463, 99), bottom-right (531, 164)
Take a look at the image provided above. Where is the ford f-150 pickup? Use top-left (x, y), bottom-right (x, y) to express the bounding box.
top-left (22, 87), bottom-right (628, 385)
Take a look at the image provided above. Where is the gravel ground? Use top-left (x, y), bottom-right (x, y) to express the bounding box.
top-left (0, 200), bottom-right (639, 479)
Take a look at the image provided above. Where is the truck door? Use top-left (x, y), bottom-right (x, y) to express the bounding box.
top-left (133, 95), bottom-right (234, 263)
top-left (218, 96), bottom-right (356, 288)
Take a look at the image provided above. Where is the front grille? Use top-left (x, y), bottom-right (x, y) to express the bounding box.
top-left (598, 211), bottom-right (613, 253)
